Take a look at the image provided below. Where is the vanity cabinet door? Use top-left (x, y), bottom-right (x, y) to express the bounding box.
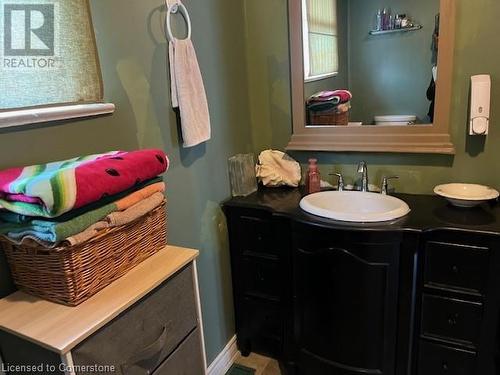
top-left (293, 225), bottom-right (401, 375)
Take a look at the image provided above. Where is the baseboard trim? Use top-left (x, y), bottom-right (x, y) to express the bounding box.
top-left (207, 335), bottom-right (239, 375)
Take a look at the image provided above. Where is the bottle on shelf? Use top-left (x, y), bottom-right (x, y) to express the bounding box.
top-left (376, 9), bottom-right (383, 31)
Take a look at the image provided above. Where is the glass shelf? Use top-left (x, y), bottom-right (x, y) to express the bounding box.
top-left (369, 25), bottom-right (422, 36)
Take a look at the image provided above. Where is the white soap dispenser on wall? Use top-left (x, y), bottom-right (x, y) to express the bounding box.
top-left (470, 74), bottom-right (491, 135)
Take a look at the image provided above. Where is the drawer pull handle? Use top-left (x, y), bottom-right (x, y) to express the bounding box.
top-left (447, 313), bottom-right (459, 326)
top-left (121, 322), bottom-right (172, 374)
top-left (452, 265), bottom-right (459, 274)
top-left (442, 362), bottom-right (449, 371)
top-left (257, 270), bottom-right (265, 282)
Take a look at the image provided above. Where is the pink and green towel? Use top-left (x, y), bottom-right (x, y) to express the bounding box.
top-left (0, 149), bottom-right (169, 218)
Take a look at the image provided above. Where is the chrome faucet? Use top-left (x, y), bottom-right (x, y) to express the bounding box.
top-left (357, 161), bottom-right (369, 192)
top-left (330, 173), bottom-right (345, 191)
top-left (381, 176), bottom-right (399, 195)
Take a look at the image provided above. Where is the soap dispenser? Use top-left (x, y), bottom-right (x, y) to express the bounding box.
top-left (306, 158), bottom-right (321, 194)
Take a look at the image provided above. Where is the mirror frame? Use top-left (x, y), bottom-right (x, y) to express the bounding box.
top-left (287, 0), bottom-right (456, 154)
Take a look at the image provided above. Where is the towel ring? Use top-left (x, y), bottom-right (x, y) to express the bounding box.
top-left (165, 1), bottom-right (192, 42)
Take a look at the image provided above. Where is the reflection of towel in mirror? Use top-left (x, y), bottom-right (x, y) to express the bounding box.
top-left (169, 38), bottom-right (211, 148)
top-left (308, 90), bottom-right (352, 105)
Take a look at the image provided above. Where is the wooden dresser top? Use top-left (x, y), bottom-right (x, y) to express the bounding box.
top-left (0, 245), bottom-right (199, 354)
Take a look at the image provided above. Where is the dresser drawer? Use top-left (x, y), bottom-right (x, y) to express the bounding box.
top-left (421, 294), bottom-right (482, 347)
top-left (236, 211), bottom-right (276, 257)
top-left (424, 241), bottom-right (490, 294)
top-left (242, 258), bottom-right (281, 299)
top-left (153, 328), bottom-right (204, 375)
top-left (418, 340), bottom-right (476, 375)
top-left (72, 266), bottom-right (198, 375)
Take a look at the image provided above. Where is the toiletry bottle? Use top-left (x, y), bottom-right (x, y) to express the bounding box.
top-left (306, 158), bottom-right (321, 194)
top-left (382, 8), bottom-right (389, 30)
top-left (376, 9), bottom-right (383, 31)
top-left (395, 14), bottom-right (402, 29)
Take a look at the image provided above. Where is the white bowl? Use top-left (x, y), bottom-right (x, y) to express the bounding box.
top-left (434, 183), bottom-right (499, 208)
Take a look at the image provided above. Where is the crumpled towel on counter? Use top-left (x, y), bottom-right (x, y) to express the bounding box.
top-left (255, 150), bottom-right (301, 188)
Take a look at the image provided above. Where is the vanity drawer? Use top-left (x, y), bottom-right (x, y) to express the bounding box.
top-left (72, 266), bottom-right (198, 375)
top-left (241, 258), bottom-right (281, 300)
top-left (236, 211), bottom-right (276, 257)
top-left (424, 241), bottom-right (490, 294)
top-left (239, 296), bottom-right (283, 356)
top-left (421, 294), bottom-right (482, 347)
top-left (153, 328), bottom-right (204, 375)
top-left (417, 340), bottom-right (476, 375)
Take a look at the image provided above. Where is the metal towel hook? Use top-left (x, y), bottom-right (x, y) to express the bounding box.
top-left (165, 0), bottom-right (192, 42)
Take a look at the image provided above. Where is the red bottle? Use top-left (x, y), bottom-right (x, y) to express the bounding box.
top-left (306, 158), bottom-right (321, 194)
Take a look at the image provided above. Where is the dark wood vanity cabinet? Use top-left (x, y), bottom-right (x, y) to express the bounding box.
top-left (224, 207), bottom-right (289, 358)
top-left (223, 190), bottom-right (500, 375)
top-left (292, 224), bottom-right (411, 375)
top-left (416, 231), bottom-right (500, 375)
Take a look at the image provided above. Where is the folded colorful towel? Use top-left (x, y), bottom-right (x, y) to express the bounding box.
top-left (107, 192), bottom-right (165, 227)
top-left (0, 149), bottom-right (169, 218)
top-left (0, 183), bottom-right (166, 247)
top-left (1, 202), bottom-right (117, 245)
top-left (115, 182), bottom-right (165, 211)
top-left (308, 90), bottom-right (353, 105)
top-left (65, 193), bottom-right (166, 246)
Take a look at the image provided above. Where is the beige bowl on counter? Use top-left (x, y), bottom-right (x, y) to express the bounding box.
top-left (434, 183), bottom-right (499, 208)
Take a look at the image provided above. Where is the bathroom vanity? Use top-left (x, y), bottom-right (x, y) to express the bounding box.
top-left (223, 188), bottom-right (500, 375)
top-left (0, 246), bottom-right (206, 375)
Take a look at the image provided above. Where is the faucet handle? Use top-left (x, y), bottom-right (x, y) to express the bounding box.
top-left (381, 176), bottom-right (399, 195)
top-left (329, 173), bottom-right (345, 191)
top-left (357, 161), bottom-right (367, 173)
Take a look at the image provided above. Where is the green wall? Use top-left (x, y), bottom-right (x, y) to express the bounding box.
top-left (245, 0), bottom-right (500, 195)
top-left (0, 0), bottom-right (253, 363)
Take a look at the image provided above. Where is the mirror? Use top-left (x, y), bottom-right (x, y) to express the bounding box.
top-left (288, 0), bottom-right (456, 154)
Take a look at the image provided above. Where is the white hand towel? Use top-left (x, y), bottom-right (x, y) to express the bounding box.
top-left (169, 38), bottom-right (211, 148)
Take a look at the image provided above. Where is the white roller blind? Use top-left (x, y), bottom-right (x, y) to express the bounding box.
top-left (0, 0), bottom-right (103, 110)
top-left (303, 0), bottom-right (339, 80)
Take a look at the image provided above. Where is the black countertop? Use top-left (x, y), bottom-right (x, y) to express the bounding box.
top-left (224, 187), bottom-right (500, 236)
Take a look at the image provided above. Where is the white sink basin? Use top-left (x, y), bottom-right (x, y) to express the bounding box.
top-left (300, 191), bottom-right (411, 223)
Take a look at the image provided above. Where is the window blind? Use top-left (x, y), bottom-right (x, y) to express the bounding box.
top-left (0, 0), bottom-right (103, 110)
top-left (303, 0), bottom-right (339, 79)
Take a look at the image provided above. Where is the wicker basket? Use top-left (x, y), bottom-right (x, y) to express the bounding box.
top-left (309, 110), bottom-right (349, 126)
top-left (1, 201), bottom-right (167, 306)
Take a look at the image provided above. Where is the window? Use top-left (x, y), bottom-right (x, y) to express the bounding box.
top-left (0, 0), bottom-right (114, 128)
top-left (302, 0), bottom-right (339, 82)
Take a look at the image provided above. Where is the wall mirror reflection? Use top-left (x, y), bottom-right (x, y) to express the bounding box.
top-left (303, 0), bottom-right (439, 127)
top-left (288, 0), bottom-right (456, 154)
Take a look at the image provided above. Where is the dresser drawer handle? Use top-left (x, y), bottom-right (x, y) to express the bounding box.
top-left (442, 362), bottom-right (449, 371)
top-left (447, 313), bottom-right (459, 326)
top-left (452, 265), bottom-right (459, 274)
top-left (257, 270), bottom-right (265, 282)
top-left (121, 322), bottom-right (172, 374)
